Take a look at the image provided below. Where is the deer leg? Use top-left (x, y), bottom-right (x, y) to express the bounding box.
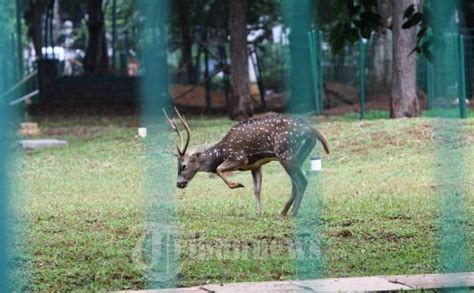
top-left (280, 159), bottom-right (299, 216)
top-left (216, 157), bottom-right (247, 189)
top-left (289, 168), bottom-right (308, 217)
top-left (285, 136), bottom-right (315, 216)
top-left (251, 167), bottom-right (262, 215)
top-left (280, 181), bottom-right (297, 216)
top-left (280, 161), bottom-right (307, 217)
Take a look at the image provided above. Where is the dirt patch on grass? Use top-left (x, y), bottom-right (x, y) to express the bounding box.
top-left (406, 123), bottom-right (433, 140)
top-left (326, 120), bottom-right (439, 156)
top-left (42, 126), bottom-right (105, 137)
top-left (323, 89), bottom-right (429, 116)
top-left (323, 95), bottom-right (391, 116)
top-left (335, 230), bottom-right (353, 238)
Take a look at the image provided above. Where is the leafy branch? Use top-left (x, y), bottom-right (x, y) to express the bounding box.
top-left (328, 0), bottom-right (385, 54)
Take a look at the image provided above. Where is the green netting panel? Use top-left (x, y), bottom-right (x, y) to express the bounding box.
top-left (281, 0), bottom-right (316, 113)
top-left (319, 32), bottom-right (431, 113)
top-left (0, 32), bottom-right (9, 293)
top-left (416, 55), bottom-right (428, 100)
top-left (319, 33), bottom-right (372, 114)
top-left (462, 29), bottom-right (474, 100)
top-left (138, 0), bottom-right (179, 289)
top-left (293, 172), bottom-right (325, 279)
top-left (321, 34), bottom-right (361, 96)
top-left (0, 0), bottom-right (13, 290)
top-left (431, 1), bottom-right (470, 285)
top-left (280, 0), bottom-right (325, 280)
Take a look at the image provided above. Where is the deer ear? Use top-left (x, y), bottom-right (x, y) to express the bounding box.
top-left (191, 152), bottom-right (201, 161)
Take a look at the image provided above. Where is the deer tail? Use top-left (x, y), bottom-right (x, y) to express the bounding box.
top-left (312, 128), bottom-right (330, 154)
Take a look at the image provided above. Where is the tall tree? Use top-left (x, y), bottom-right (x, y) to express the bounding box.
top-left (368, 0), bottom-right (392, 90)
top-left (390, 0), bottom-right (419, 118)
top-left (228, 0), bottom-right (253, 119)
top-left (24, 0), bottom-right (49, 59)
top-left (175, 0), bottom-right (195, 84)
top-left (83, 0), bottom-right (108, 75)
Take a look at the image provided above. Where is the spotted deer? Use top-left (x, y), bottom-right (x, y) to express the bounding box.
top-left (163, 107), bottom-right (330, 217)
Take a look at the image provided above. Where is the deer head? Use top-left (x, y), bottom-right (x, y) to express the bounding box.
top-left (163, 107), bottom-right (201, 189)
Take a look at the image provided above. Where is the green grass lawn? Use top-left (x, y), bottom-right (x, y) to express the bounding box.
top-left (17, 113), bottom-right (474, 291)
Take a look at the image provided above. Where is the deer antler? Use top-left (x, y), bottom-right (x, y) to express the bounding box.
top-left (163, 109), bottom-right (184, 155)
top-left (167, 143), bottom-right (179, 157)
top-left (173, 107), bottom-right (191, 155)
top-left (162, 107), bottom-right (191, 156)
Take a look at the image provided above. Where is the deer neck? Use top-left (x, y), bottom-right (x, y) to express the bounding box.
top-left (198, 145), bottom-right (224, 173)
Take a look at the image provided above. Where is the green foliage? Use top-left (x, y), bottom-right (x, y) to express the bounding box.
top-left (402, 3), bottom-right (434, 62)
top-left (104, 0), bottom-right (138, 51)
top-left (327, 0), bottom-right (448, 62)
top-left (328, 0), bottom-right (384, 54)
top-left (57, 0), bottom-right (86, 23)
top-left (0, 0), bottom-right (17, 47)
top-left (169, 0), bottom-right (229, 46)
top-left (0, 2), bottom-right (18, 291)
top-left (169, 0), bottom-right (279, 44)
top-left (248, 0), bottom-right (281, 43)
top-left (401, 1), bottom-right (459, 63)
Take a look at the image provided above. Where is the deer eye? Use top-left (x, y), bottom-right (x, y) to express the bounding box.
top-left (181, 164), bottom-right (187, 171)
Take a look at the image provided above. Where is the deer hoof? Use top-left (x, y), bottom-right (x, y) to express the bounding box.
top-left (229, 182), bottom-right (245, 189)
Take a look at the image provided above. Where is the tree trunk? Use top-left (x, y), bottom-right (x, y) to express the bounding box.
top-left (31, 1), bottom-right (43, 59)
top-left (84, 0), bottom-right (109, 76)
top-left (228, 0), bottom-right (253, 120)
top-left (53, 0), bottom-right (61, 42)
top-left (177, 0), bottom-right (195, 84)
top-left (369, 0), bottom-right (392, 91)
top-left (390, 0), bottom-right (420, 118)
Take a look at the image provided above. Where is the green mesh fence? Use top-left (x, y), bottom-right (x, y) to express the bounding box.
top-left (280, 0), bottom-right (325, 280)
top-left (138, 0), bottom-right (179, 289)
top-left (321, 34), bottom-right (362, 100)
top-left (293, 172), bottom-right (325, 279)
top-left (0, 0), bottom-right (14, 290)
top-left (463, 29), bottom-right (474, 100)
top-left (431, 2), bottom-right (469, 283)
top-left (281, 0), bottom-right (316, 114)
top-left (317, 28), bottom-right (469, 117)
top-left (0, 22), bottom-right (9, 293)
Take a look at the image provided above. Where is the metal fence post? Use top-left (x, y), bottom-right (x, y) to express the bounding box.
top-left (111, 0), bottom-right (117, 73)
top-left (359, 39), bottom-right (366, 120)
top-left (15, 0), bottom-right (23, 77)
top-left (0, 1), bottom-right (12, 290)
top-left (317, 30), bottom-right (324, 112)
top-left (10, 33), bottom-right (18, 86)
top-left (427, 58), bottom-right (434, 110)
top-left (308, 30), bottom-right (320, 114)
top-left (457, 34), bottom-right (467, 118)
